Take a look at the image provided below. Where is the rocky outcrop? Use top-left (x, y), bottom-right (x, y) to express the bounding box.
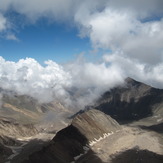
top-left (94, 78), bottom-right (163, 122)
top-left (72, 109), bottom-right (121, 143)
top-left (22, 109), bottom-right (120, 163)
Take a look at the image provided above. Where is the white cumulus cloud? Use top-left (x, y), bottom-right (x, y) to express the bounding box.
top-left (0, 57), bottom-right (71, 103)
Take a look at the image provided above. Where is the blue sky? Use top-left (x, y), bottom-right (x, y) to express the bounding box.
top-left (0, 0), bottom-right (163, 66)
top-left (0, 17), bottom-right (91, 64)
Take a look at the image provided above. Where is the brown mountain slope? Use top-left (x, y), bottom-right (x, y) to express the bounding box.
top-left (0, 88), bottom-right (71, 125)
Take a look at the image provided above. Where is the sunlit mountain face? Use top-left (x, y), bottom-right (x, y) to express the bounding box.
top-left (0, 0), bottom-right (163, 163)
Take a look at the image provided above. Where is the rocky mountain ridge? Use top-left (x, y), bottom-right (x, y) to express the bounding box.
top-left (22, 109), bottom-right (121, 163)
top-left (94, 77), bottom-right (163, 123)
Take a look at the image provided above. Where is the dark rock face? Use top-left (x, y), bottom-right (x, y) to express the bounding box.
top-left (0, 135), bottom-right (21, 146)
top-left (23, 125), bottom-right (89, 163)
top-left (23, 109), bottom-right (120, 163)
top-left (0, 143), bottom-right (12, 163)
top-left (94, 78), bottom-right (163, 122)
top-left (110, 147), bottom-right (163, 163)
top-left (139, 122), bottom-right (163, 134)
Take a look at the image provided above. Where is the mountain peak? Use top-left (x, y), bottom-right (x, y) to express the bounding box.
top-left (94, 77), bottom-right (163, 122)
top-left (125, 77), bottom-right (142, 87)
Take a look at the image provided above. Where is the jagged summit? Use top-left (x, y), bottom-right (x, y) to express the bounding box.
top-left (125, 77), bottom-right (153, 89)
top-left (125, 77), bottom-right (142, 87)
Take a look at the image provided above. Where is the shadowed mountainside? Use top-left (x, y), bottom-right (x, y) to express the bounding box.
top-left (139, 122), bottom-right (163, 134)
top-left (0, 143), bottom-right (13, 163)
top-left (94, 78), bottom-right (163, 123)
top-left (21, 109), bottom-right (120, 163)
top-left (110, 146), bottom-right (163, 163)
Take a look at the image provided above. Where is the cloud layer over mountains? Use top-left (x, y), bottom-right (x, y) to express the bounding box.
top-left (0, 0), bottom-right (163, 108)
top-left (1, 54), bottom-right (163, 109)
top-left (0, 56), bottom-right (124, 108)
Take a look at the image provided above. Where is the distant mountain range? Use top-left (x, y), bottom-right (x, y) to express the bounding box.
top-left (0, 78), bottom-right (163, 163)
top-left (0, 88), bottom-right (70, 124)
